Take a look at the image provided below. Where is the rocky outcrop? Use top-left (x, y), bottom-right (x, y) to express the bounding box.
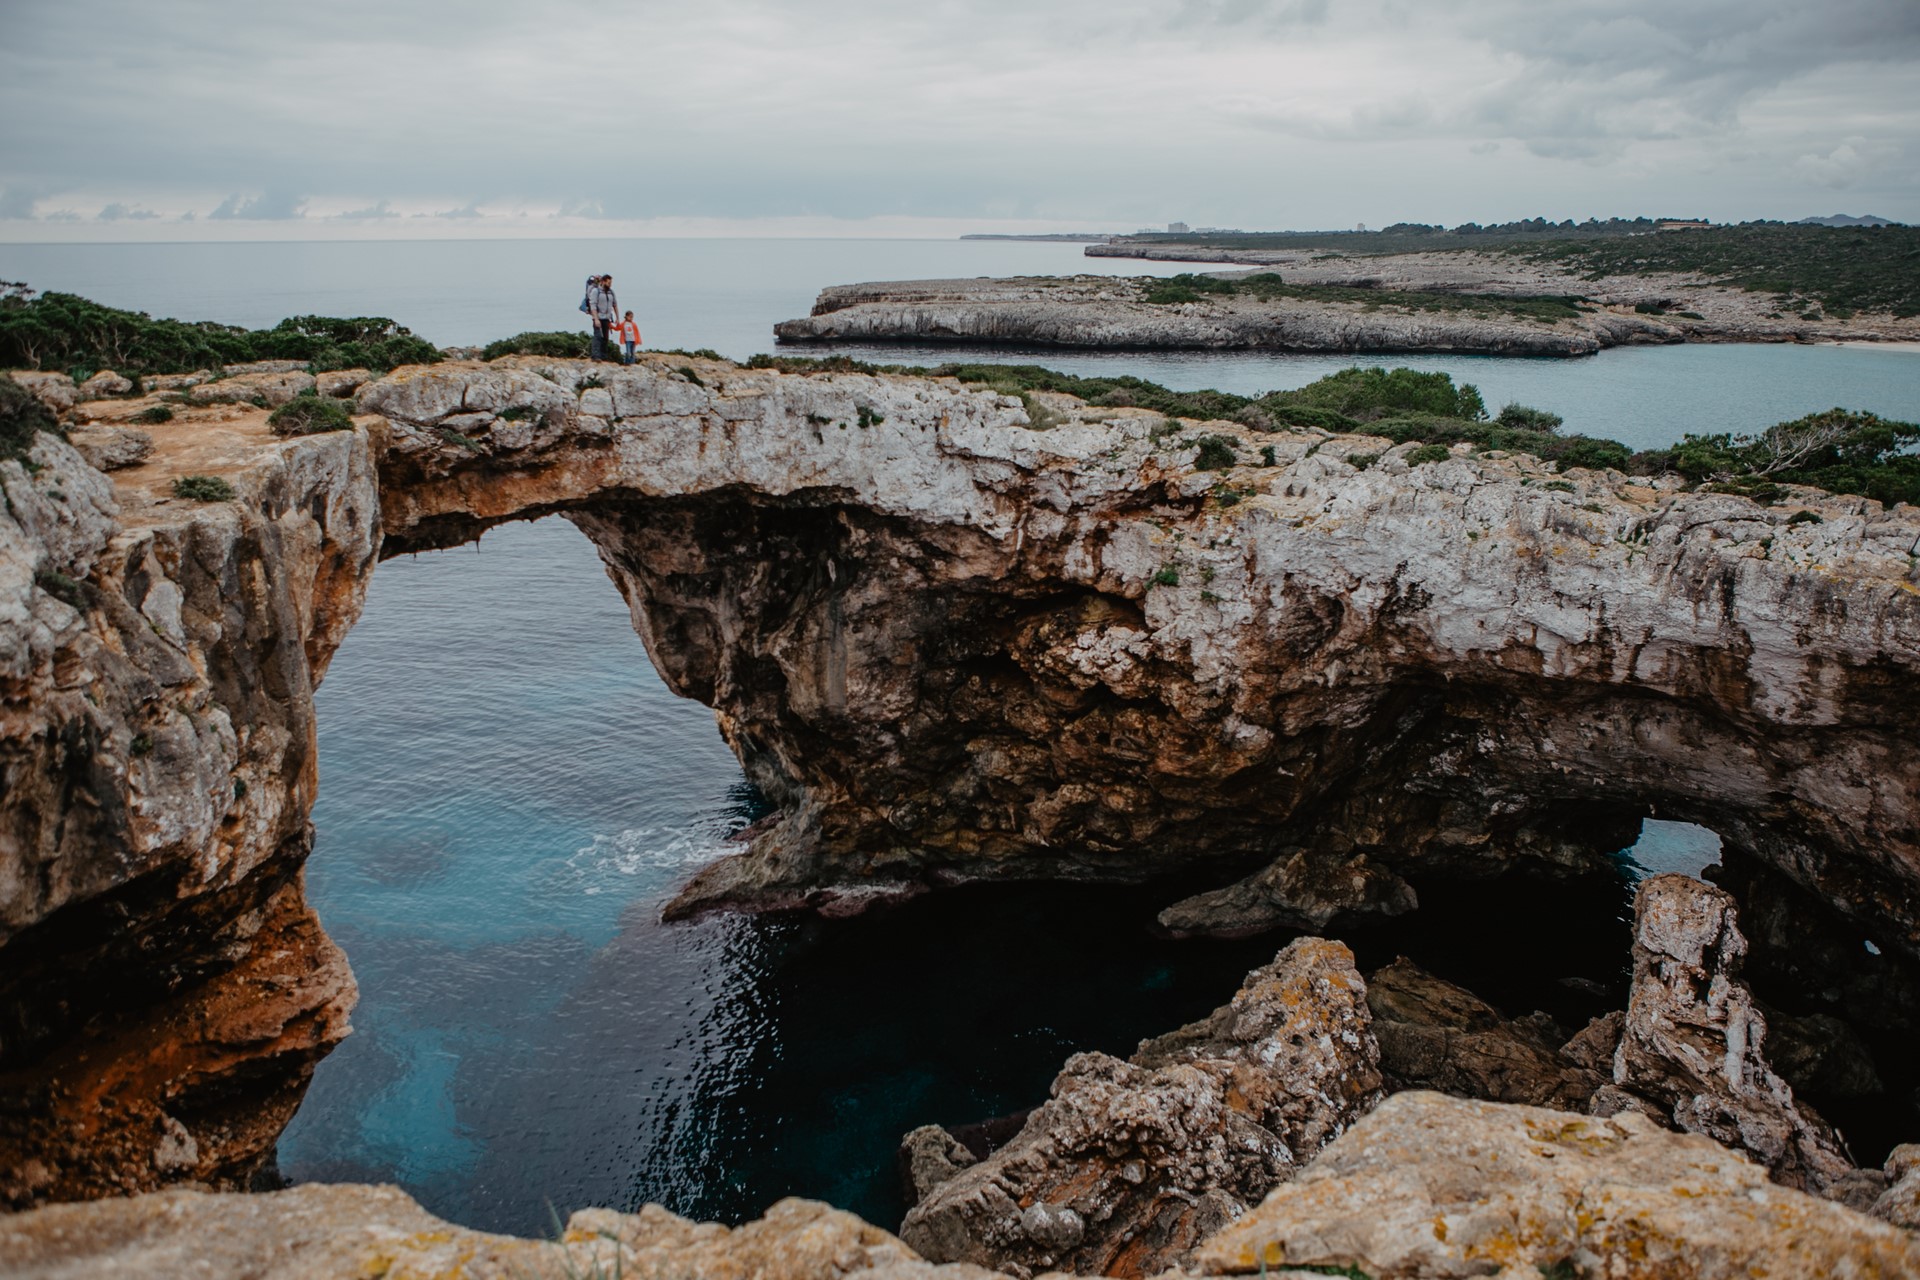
top-left (1616, 873), bottom-right (1855, 1191)
top-left (4, 352), bottom-right (1920, 1209)
top-left (1080, 245), bottom-right (1920, 345)
top-left (1365, 958), bottom-right (1605, 1110)
top-left (0, 1185), bottom-right (1000, 1280)
top-left (1156, 848), bottom-right (1416, 936)
top-left (0, 403), bottom-right (377, 1205)
top-left (773, 262), bottom-right (1920, 354)
top-left (1194, 1091), bottom-right (1920, 1278)
top-left (898, 938), bottom-right (1381, 1278)
top-left (773, 275), bottom-right (1636, 355)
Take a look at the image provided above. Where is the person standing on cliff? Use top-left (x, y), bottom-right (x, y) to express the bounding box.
top-left (586, 274), bottom-right (619, 361)
top-left (617, 310), bottom-right (642, 364)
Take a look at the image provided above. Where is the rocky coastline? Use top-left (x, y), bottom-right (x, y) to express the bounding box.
top-left (4, 352), bottom-right (1920, 1273)
top-left (771, 255), bottom-right (1920, 353)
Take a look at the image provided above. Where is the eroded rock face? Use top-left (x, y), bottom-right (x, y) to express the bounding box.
top-left (5, 353), bottom-right (1920, 1208)
top-left (1616, 873), bottom-right (1856, 1190)
top-left (1193, 1091), bottom-right (1920, 1279)
top-left (899, 938), bottom-right (1381, 1278)
top-left (0, 416), bottom-right (378, 1205)
top-left (1156, 848), bottom-right (1417, 937)
top-left (0, 1185), bottom-right (999, 1280)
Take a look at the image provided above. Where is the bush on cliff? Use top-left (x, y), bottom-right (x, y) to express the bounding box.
top-left (0, 289), bottom-right (441, 376)
top-left (267, 393), bottom-right (355, 437)
top-left (1, 375), bottom-right (65, 462)
top-left (1659, 409), bottom-right (1920, 507)
top-left (481, 331), bottom-right (592, 360)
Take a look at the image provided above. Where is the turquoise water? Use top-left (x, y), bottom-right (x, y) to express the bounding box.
top-left (6, 239), bottom-right (1909, 1232)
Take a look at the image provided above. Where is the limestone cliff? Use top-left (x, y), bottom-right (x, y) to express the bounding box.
top-left (3, 352), bottom-right (1920, 1210)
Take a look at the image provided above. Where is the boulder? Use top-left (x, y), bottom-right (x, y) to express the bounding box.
top-left (1157, 848), bottom-right (1417, 936)
top-left (900, 938), bottom-right (1382, 1278)
top-left (7, 371), bottom-right (75, 414)
top-left (1364, 957), bottom-right (1604, 1110)
top-left (77, 370), bottom-right (134, 399)
top-left (1874, 1143), bottom-right (1920, 1229)
top-left (189, 370), bottom-right (316, 407)
top-left (902, 1124), bottom-right (978, 1202)
top-left (143, 372), bottom-right (213, 392)
top-left (0, 1184), bottom-right (999, 1280)
top-left (1615, 873), bottom-right (1856, 1190)
top-left (1193, 1091), bottom-right (1920, 1278)
top-left (65, 424), bottom-right (154, 471)
top-left (314, 368), bottom-right (372, 399)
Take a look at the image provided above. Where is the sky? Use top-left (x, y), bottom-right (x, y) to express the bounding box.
top-left (2, 0), bottom-right (1916, 241)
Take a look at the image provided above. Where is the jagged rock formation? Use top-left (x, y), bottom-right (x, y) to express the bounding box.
top-left (4, 353), bottom-right (1920, 1209)
top-left (772, 263), bottom-right (1920, 354)
top-left (898, 938), bottom-right (1381, 1278)
top-left (0, 1186), bottom-right (999, 1280)
top-left (1156, 847), bottom-right (1417, 936)
top-left (1365, 958), bottom-right (1605, 1110)
top-left (1194, 1091), bottom-right (1920, 1278)
top-left (1616, 872), bottom-right (1856, 1191)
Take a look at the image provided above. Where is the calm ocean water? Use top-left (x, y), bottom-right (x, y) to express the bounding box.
top-left (4, 238), bottom-right (1910, 1233)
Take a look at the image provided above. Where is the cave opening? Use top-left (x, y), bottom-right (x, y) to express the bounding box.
top-left (267, 504), bottom-right (1916, 1240)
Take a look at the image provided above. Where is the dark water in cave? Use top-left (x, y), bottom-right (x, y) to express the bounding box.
top-left (10, 237), bottom-right (1908, 1235)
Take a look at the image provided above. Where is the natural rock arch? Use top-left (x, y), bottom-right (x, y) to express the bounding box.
top-left (3, 353), bottom-right (1918, 1206)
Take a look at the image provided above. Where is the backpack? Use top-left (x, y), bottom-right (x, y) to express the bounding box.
top-left (579, 277), bottom-right (596, 314)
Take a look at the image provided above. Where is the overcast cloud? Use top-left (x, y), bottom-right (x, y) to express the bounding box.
top-left (2, 0), bottom-right (1915, 237)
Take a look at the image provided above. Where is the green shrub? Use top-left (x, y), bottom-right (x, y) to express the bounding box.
top-left (172, 474), bottom-right (235, 502)
top-left (1406, 443), bottom-right (1452, 466)
top-left (34, 567), bottom-right (95, 610)
top-left (1660, 409), bottom-right (1920, 507)
top-left (1193, 434), bottom-right (1238, 470)
top-left (1786, 509), bottom-right (1823, 526)
top-left (1, 375), bottom-right (64, 461)
top-left (1496, 403), bottom-right (1563, 432)
top-left (481, 330), bottom-right (591, 361)
top-left (1260, 445), bottom-right (1277, 465)
top-left (1150, 565), bottom-right (1180, 586)
top-left (135, 404), bottom-right (174, 424)
top-left (0, 291), bottom-right (441, 374)
top-left (266, 394), bottom-right (354, 436)
top-left (1347, 452), bottom-right (1379, 470)
top-left (499, 405), bottom-right (538, 421)
top-left (1266, 366), bottom-right (1487, 422)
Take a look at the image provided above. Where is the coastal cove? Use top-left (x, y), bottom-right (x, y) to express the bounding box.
top-left (2, 240), bottom-right (1919, 1268)
top-left (274, 517), bottom-right (1742, 1236)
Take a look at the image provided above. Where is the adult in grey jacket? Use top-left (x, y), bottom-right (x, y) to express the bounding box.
top-left (587, 275), bottom-right (619, 361)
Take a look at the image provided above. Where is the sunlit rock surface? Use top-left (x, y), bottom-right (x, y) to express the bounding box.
top-left (1194, 1091), bottom-right (1920, 1279)
top-left (898, 938), bottom-right (1381, 1278)
top-left (0, 1186), bottom-right (999, 1280)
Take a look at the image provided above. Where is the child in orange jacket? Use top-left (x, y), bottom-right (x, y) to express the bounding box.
top-left (617, 312), bottom-right (642, 364)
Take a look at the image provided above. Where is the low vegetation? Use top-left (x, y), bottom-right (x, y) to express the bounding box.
top-left (267, 393), bottom-right (355, 437)
top-left (172, 474), bottom-right (235, 502)
top-left (1140, 272), bottom-right (1586, 324)
top-left (482, 330), bottom-right (590, 360)
top-left (0, 283), bottom-right (441, 376)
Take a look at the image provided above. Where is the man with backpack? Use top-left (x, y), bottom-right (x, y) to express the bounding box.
top-left (582, 274), bottom-right (619, 361)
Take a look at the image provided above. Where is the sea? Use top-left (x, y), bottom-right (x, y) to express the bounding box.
top-left (3, 237), bottom-right (1914, 1235)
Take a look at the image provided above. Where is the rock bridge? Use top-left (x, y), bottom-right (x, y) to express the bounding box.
top-left (3, 353), bottom-right (1918, 1204)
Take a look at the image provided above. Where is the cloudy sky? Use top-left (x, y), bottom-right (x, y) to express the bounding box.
top-left (2, 0), bottom-right (1915, 239)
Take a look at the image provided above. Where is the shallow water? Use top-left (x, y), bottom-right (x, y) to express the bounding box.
top-left (8, 237), bottom-right (1910, 1233)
